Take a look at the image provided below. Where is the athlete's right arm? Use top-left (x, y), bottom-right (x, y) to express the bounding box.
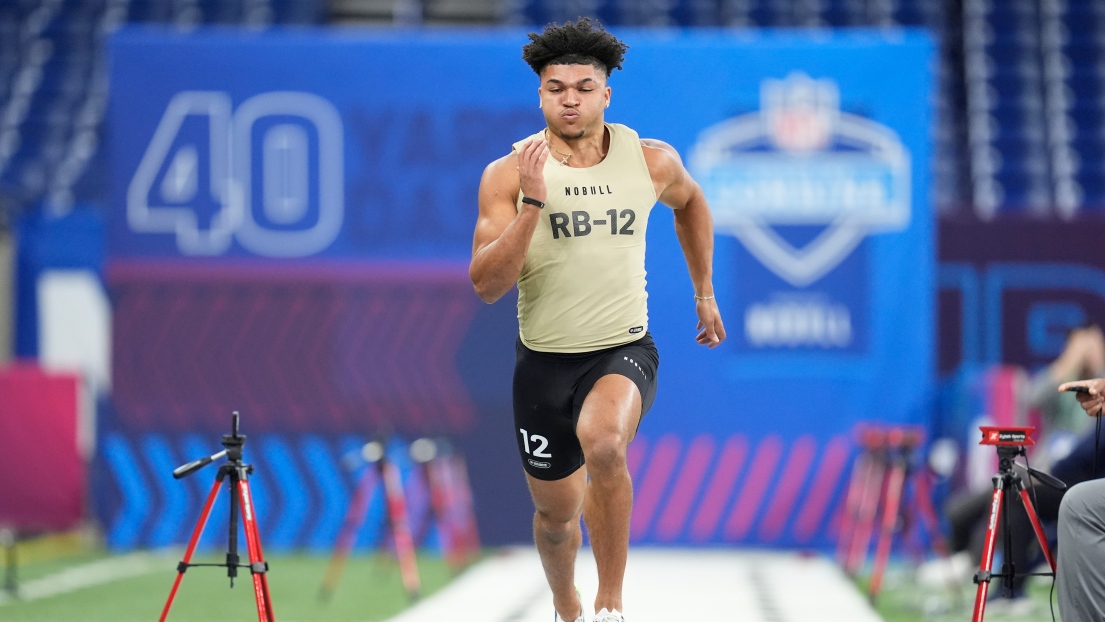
top-left (470, 138), bottom-right (549, 304)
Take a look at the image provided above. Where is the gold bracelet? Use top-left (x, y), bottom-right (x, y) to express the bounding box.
top-left (694, 294), bottom-right (715, 301)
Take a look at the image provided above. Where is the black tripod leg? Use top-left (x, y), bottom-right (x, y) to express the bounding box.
top-left (1000, 482), bottom-right (1016, 597)
top-left (227, 471), bottom-right (240, 588)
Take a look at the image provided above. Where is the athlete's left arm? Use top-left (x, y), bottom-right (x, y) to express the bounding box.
top-left (642, 138), bottom-right (726, 348)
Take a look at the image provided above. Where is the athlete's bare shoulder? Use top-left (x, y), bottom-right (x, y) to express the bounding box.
top-left (484, 149), bottom-right (521, 180)
top-left (641, 137), bottom-right (684, 173)
top-left (480, 149), bottom-right (522, 196)
top-left (639, 138), bottom-right (687, 197)
top-left (640, 138), bottom-right (680, 159)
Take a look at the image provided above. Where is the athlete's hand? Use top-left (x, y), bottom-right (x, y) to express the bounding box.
top-left (516, 138), bottom-right (549, 205)
top-left (1059, 379), bottom-right (1105, 416)
top-left (695, 298), bottom-right (726, 348)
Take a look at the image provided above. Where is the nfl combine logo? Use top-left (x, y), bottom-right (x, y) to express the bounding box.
top-left (689, 72), bottom-right (912, 352)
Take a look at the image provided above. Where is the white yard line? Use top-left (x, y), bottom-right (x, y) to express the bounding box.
top-left (0, 550), bottom-right (170, 606)
top-left (387, 547), bottom-right (884, 622)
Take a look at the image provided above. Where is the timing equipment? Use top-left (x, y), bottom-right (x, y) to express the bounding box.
top-left (159, 412), bottom-right (275, 622)
top-left (970, 426), bottom-right (1066, 622)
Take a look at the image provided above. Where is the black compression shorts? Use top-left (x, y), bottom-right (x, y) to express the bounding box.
top-left (512, 333), bottom-right (659, 481)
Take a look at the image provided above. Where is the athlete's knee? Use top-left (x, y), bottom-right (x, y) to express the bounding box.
top-left (534, 508), bottom-right (580, 545)
top-left (579, 432), bottom-right (627, 477)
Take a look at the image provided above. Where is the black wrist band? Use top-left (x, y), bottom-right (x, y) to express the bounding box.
top-left (521, 197), bottom-right (545, 209)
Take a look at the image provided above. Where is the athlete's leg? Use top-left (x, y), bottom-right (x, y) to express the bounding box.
top-left (576, 374), bottom-right (643, 614)
top-left (527, 468), bottom-right (588, 621)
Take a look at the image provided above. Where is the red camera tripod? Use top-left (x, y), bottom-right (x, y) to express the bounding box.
top-left (159, 412), bottom-right (274, 622)
top-left (971, 426), bottom-right (1066, 622)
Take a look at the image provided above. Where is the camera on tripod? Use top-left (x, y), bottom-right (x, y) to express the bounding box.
top-left (970, 425), bottom-right (1067, 622)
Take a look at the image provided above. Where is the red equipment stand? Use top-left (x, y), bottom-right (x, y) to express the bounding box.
top-left (319, 439), bottom-right (420, 602)
top-left (381, 445), bottom-right (422, 600)
top-left (411, 439), bottom-right (481, 572)
top-left (971, 426), bottom-right (1065, 622)
top-left (840, 425), bottom-right (888, 577)
top-left (159, 413), bottom-right (274, 622)
top-left (838, 423), bottom-right (952, 602)
top-left (319, 444), bottom-right (381, 601)
top-left (444, 449), bottom-right (481, 566)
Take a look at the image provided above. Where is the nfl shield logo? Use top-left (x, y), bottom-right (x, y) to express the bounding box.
top-left (764, 74), bottom-right (837, 153)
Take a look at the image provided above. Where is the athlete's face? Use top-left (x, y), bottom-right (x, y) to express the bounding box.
top-left (538, 63), bottom-right (610, 140)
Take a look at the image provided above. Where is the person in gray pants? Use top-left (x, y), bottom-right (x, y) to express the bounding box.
top-left (1057, 478), bottom-right (1105, 621)
top-left (1056, 378), bottom-right (1105, 620)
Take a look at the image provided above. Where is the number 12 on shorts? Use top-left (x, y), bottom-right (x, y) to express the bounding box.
top-left (519, 428), bottom-right (552, 458)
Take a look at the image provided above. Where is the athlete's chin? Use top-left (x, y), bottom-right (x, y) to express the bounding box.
top-left (553, 124), bottom-right (587, 141)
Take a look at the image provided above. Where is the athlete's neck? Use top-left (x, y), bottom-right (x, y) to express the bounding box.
top-left (546, 124), bottom-right (610, 168)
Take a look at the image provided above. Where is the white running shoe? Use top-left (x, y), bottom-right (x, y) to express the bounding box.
top-left (594, 608), bottom-right (624, 622)
top-left (554, 588), bottom-right (586, 622)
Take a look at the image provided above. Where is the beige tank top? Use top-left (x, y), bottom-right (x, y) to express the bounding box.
top-left (512, 123), bottom-right (658, 353)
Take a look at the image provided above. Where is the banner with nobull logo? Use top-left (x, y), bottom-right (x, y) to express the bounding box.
top-left (104, 28), bottom-right (933, 549)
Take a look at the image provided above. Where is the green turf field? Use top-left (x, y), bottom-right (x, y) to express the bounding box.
top-left (1, 547), bottom-right (457, 622)
top-left (0, 537), bottom-right (1068, 622)
top-left (863, 568), bottom-right (1063, 622)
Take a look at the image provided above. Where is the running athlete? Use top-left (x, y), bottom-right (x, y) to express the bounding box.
top-left (469, 18), bottom-right (725, 622)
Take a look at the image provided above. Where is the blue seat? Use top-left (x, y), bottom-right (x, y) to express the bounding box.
top-left (988, 111), bottom-right (1046, 136)
top-left (1063, 16), bottom-right (1105, 38)
top-left (670, 0), bottom-right (723, 27)
top-left (270, 0), bottom-right (324, 24)
top-left (985, 78), bottom-right (1043, 105)
top-left (995, 154), bottom-right (1049, 180)
top-left (985, 10), bottom-right (1032, 34)
top-left (990, 134), bottom-right (1047, 160)
top-left (1067, 99), bottom-right (1105, 125)
top-left (988, 70), bottom-right (1039, 94)
top-left (16, 117), bottom-right (63, 147)
top-left (821, 4), bottom-right (860, 27)
top-left (195, 0), bottom-right (237, 23)
top-left (1065, 4), bottom-right (1105, 25)
top-left (1067, 64), bottom-right (1104, 85)
top-left (1061, 31), bottom-right (1105, 52)
top-left (986, 41), bottom-right (1039, 65)
top-left (895, 0), bottom-right (942, 27)
top-left (0, 150), bottom-right (45, 189)
top-left (614, 0), bottom-right (676, 26)
top-left (1061, 43), bottom-right (1105, 66)
top-left (70, 149), bottom-right (108, 201)
top-left (1067, 78), bottom-right (1105, 102)
top-left (994, 172), bottom-right (1051, 210)
top-left (127, 0), bottom-right (177, 22)
top-left (748, 4), bottom-right (787, 26)
top-left (1075, 172), bottom-right (1105, 210)
top-left (514, 0), bottom-right (617, 26)
top-left (1068, 122), bottom-right (1105, 147)
top-left (1071, 141), bottom-right (1105, 169)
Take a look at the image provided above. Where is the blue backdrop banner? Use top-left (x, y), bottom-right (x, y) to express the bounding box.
top-left (106, 27), bottom-right (934, 549)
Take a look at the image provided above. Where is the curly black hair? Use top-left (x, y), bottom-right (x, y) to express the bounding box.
top-left (522, 17), bottom-right (628, 77)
